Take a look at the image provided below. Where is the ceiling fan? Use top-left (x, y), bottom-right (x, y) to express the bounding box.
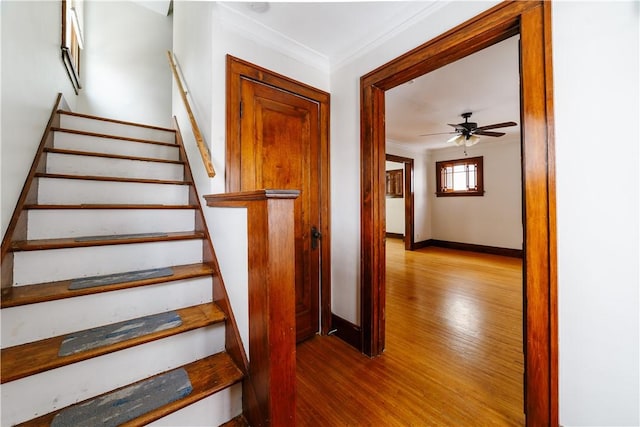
top-left (420, 112), bottom-right (517, 147)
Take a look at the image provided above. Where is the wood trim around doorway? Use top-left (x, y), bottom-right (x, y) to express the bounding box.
top-left (385, 154), bottom-right (414, 251)
top-left (226, 56), bottom-right (333, 336)
top-left (359, 2), bottom-right (557, 426)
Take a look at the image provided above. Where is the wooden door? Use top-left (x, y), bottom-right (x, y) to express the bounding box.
top-left (238, 77), bottom-right (321, 342)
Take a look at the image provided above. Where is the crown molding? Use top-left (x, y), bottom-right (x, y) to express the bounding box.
top-left (330, 1), bottom-right (450, 72)
top-left (216, 2), bottom-right (330, 74)
top-left (215, 2), bottom-right (449, 75)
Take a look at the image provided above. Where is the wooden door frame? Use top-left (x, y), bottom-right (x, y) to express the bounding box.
top-left (226, 55), bottom-right (332, 336)
top-left (360, 2), bottom-right (557, 425)
top-left (385, 153), bottom-right (414, 251)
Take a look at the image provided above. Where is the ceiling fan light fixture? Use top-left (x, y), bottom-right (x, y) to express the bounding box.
top-left (448, 134), bottom-right (466, 146)
top-left (466, 135), bottom-right (480, 146)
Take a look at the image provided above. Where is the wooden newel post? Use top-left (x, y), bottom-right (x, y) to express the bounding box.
top-left (204, 189), bottom-right (299, 426)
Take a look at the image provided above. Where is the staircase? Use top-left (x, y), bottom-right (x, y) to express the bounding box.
top-left (1, 103), bottom-right (248, 426)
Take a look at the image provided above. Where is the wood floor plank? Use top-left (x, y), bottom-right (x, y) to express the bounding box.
top-left (296, 239), bottom-right (524, 426)
top-left (220, 415), bottom-right (250, 427)
top-left (17, 352), bottom-right (243, 427)
top-left (1, 263), bottom-right (214, 308)
top-left (1, 303), bottom-right (226, 383)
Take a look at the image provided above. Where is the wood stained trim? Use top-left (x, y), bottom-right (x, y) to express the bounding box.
top-left (1, 94), bottom-right (67, 290)
top-left (418, 239), bottom-right (523, 259)
top-left (205, 189), bottom-right (299, 426)
top-left (359, 2), bottom-right (557, 425)
top-left (173, 118), bottom-right (249, 379)
top-left (330, 314), bottom-right (363, 352)
top-left (225, 56), bottom-right (332, 336)
top-left (386, 154), bottom-right (414, 251)
top-left (385, 233), bottom-right (404, 240)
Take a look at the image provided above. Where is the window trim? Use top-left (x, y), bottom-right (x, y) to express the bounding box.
top-left (61, 0), bottom-right (83, 94)
top-left (435, 156), bottom-right (484, 197)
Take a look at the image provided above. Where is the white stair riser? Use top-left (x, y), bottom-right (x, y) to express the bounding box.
top-left (1, 326), bottom-right (225, 427)
top-left (60, 114), bottom-right (176, 143)
top-left (150, 383), bottom-right (243, 426)
top-left (1, 277), bottom-right (213, 348)
top-left (46, 153), bottom-right (185, 181)
top-left (37, 178), bottom-right (190, 205)
top-left (53, 132), bottom-right (179, 160)
top-left (27, 209), bottom-right (196, 240)
top-left (13, 239), bottom-right (203, 286)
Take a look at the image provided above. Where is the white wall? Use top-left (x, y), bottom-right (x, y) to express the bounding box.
top-left (171, 0), bottom-right (331, 352)
top-left (333, 1), bottom-right (639, 424)
top-left (330, 1), bottom-right (500, 324)
top-left (429, 139), bottom-right (522, 249)
top-left (553, 2), bottom-right (639, 426)
top-left (385, 161), bottom-right (405, 235)
top-left (170, 2), bottom-right (640, 424)
top-left (172, 1), bottom-right (329, 197)
top-left (1, 1), bottom-right (79, 239)
top-left (76, 1), bottom-right (172, 127)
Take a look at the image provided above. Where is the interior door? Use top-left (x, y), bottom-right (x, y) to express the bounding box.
top-left (239, 77), bottom-right (321, 342)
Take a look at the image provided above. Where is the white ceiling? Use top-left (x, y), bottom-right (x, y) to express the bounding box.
top-left (386, 35), bottom-right (521, 151)
top-left (218, 2), bottom-right (521, 152)
top-left (219, 2), bottom-right (443, 69)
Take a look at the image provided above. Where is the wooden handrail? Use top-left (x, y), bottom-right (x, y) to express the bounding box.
top-left (167, 51), bottom-right (215, 178)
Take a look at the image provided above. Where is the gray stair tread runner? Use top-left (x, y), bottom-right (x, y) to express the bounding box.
top-left (51, 367), bottom-right (193, 427)
top-left (74, 232), bottom-right (168, 242)
top-left (69, 267), bottom-right (174, 289)
top-left (59, 311), bottom-right (182, 356)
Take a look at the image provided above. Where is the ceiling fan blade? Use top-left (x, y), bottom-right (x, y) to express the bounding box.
top-left (419, 131), bottom-right (457, 137)
top-left (475, 121), bottom-right (517, 131)
top-left (474, 130), bottom-right (506, 137)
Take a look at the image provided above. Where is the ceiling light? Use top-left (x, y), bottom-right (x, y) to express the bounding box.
top-left (466, 135), bottom-right (480, 146)
top-left (247, 2), bottom-right (269, 13)
top-left (448, 133), bottom-right (480, 147)
top-left (448, 134), bottom-right (465, 145)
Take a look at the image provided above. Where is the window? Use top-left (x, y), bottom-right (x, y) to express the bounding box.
top-left (386, 169), bottom-right (403, 198)
top-left (436, 156), bottom-right (484, 197)
top-left (61, 0), bottom-right (84, 94)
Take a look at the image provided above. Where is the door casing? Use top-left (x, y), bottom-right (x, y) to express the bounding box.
top-left (385, 153), bottom-right (414, 251)
top-left (359, 2), bottom-right (557, 425)
top-left (226, 55), bottom-right (332, 337)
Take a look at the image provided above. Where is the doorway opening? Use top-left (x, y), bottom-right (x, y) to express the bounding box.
top-left (359, 2), bottom-right (557, 425)
top-left (385, 154), bottom-right (414, 250)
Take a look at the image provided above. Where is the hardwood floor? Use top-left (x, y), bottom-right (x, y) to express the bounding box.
top-left (296, 238), bottom-right (524, 426)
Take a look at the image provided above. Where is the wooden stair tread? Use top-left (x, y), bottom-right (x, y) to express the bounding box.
top-left (23, 203), bottom-right (199, 210)
top-left (44, 147), bottom-right (185, 165)
top-left (10, 230), bottom-right (204, 251)
top-left (1, 303), bottom-right (226, 383)
top-left (1, 263), bottom-right (215, 308)
top-left (35, 172), bottom-right (190, 186)
top-left (57, 110), bottom-right (176, 133)
top-left (53, 126), bottom-right (177, 147)
top-left (16, 352), bottom-right (244, 427)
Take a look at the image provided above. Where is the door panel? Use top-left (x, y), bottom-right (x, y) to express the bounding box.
top-left (240, 77), bottom-right (320, 342)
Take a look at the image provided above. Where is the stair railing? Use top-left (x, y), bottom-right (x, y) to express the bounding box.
top-left (205, 189), bottom-right (299, 426)
top-left (167, 51), bottom-right (216, 178)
